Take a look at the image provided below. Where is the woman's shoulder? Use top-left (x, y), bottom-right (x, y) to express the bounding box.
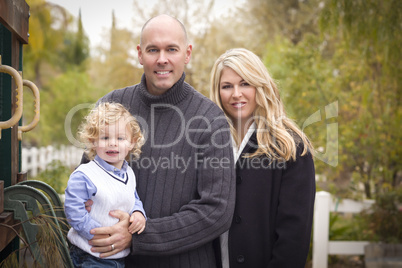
top-left (285, 130), bottom-right (314, 160)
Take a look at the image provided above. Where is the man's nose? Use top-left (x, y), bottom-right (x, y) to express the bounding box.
top-left (157, 51), bottom-right (168, 64)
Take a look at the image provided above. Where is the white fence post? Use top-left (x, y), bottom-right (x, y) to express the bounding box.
top-left (313, 191), bottom-right (331, 268)
top-left (38, 146), bottom-right (46, 172)
top-left (47, 145), bottom-right (54, 166)
top-left (30, 147), bottom-right (39, 177)
top-left (21, 148), bottom-right (28, 174)
top-left (58, 144), bottom-right (65, 163)
top-left (312, 191), bottom-right (374, 268)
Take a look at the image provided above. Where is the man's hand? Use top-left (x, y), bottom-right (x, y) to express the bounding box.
top-left (89, 210), bottom-right (132, 258)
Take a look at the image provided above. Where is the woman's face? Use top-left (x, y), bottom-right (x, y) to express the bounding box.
top-left (219, 67), bottom-right (257, 127)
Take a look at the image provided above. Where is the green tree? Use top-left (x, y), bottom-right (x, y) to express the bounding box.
top-left (23, 0), bottom-right (94, 146)
top-left (319, 0), bottom-right (402, 198)
top-left (239, 0), bottom-right (324, 54)
top-left (190, 16), bottom-right (253, 96)
top-left (263, 35), bottom-right (342, 191)
top-left (263, 0), bottom-right (402, 199)
top-left (40, 70), bottom-right (97, 145)
top-left (61, 9), bottom-right (90, 68)
top-left (90, 10), bottom-right (142, 93)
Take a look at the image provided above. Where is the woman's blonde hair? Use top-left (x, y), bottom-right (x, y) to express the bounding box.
top-left (210, 48), bottom-right (313, 161)
top-left (78, 102), bottom-right (145, 160)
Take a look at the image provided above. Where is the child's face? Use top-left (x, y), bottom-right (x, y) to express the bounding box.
top-left (94, 117), bottom-right (135, 169)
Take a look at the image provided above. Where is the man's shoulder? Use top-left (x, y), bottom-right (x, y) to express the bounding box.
top-left (185, 83), bottom-right (225, 117)
top-left (100, 84), bottom-right (139, 103)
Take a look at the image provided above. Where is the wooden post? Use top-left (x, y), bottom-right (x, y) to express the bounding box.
top-left (0, 181), bottom-right (4, 214)
top-left (0, 0), bottom-right (30, 258)
top-left (0, 0), bottom-right (29, 188)
top-left (17, 172), bottom-right (27, 183)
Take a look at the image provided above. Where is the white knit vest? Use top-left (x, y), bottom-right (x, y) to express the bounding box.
top-left (67, 160), bottom-right (136, 259)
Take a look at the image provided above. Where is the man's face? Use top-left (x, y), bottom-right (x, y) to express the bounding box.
top-left (137, 17), bottom-right (192, 96)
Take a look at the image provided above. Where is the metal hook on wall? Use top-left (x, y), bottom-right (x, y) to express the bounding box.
top-left (0, 55), bottom-right (23, 139)
top-left (18, 79), bottom-right (40, 140)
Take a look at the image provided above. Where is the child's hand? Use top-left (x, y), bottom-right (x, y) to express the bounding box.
top-left (128, 211), bottom-right (146, 234)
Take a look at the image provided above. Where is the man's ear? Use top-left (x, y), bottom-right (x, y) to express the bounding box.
top-left (137, 45), bottom-right (144, 65)
top-left (184, 44), bottom-right (192, 64)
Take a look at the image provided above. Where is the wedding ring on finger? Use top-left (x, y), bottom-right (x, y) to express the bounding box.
top-left (111, 244), bottom-right (115, 251)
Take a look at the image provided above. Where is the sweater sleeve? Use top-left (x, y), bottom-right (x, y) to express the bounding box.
top-left (131, 116), bottom-right (236, 255)
top-left (268, 144), bottom-right (316, 268)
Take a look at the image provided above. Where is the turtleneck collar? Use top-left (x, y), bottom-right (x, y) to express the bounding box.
top-left (138, 73), bottom-right (190, 108)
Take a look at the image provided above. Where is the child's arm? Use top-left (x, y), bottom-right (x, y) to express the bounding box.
top-left (128, 190), bottom-right (147, 234)
top-left (64, 171), bottom-right (101, 240)
top-left (132, 191), bottom-right (146, 217)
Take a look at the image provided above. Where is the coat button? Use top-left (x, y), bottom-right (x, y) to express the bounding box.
top-left (236, 175), bottom-right (242, 184)
top-left (235, 215), bottom-right (241, 223)
top-left (237, 255), bottom-right (245, 263)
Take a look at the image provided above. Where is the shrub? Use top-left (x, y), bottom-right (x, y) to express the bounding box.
top-left (361, 189), bottom-right (402, 243)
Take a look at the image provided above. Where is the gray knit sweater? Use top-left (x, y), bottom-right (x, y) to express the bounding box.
top-left (100, 73), bottom-right (235, 267)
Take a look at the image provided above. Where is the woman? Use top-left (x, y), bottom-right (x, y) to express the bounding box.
top-left (210, 48), bottom-right (316, 268)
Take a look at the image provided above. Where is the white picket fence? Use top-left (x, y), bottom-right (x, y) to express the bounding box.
top-left (21, 145), bottom-right (84, 177)
top-left (313, 191), bottom-right (375, 268)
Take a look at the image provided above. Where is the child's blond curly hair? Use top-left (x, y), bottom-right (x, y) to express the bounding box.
top-left (78, 102), bottom-right (145, 160)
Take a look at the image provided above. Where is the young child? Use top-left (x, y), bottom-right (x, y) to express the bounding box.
top-left (64, 102), bottom-right (146, 267)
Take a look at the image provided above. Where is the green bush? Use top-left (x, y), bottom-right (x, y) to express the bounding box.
top-left (32, 160), bottom-right (71, 194)
top-left (361, 189), bottom-right (402, 243)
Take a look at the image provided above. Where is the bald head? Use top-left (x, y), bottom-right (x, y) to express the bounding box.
top-left (140, 14), bottom-right (188, 46)
top-left (136, 14), bottom-right (192, 95)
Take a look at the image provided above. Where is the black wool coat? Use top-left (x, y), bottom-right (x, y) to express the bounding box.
top-left (227, 132), bottom-right (316, 268)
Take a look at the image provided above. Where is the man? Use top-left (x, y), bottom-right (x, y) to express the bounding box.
top-left (86, 14), bottom-right (235, 267)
